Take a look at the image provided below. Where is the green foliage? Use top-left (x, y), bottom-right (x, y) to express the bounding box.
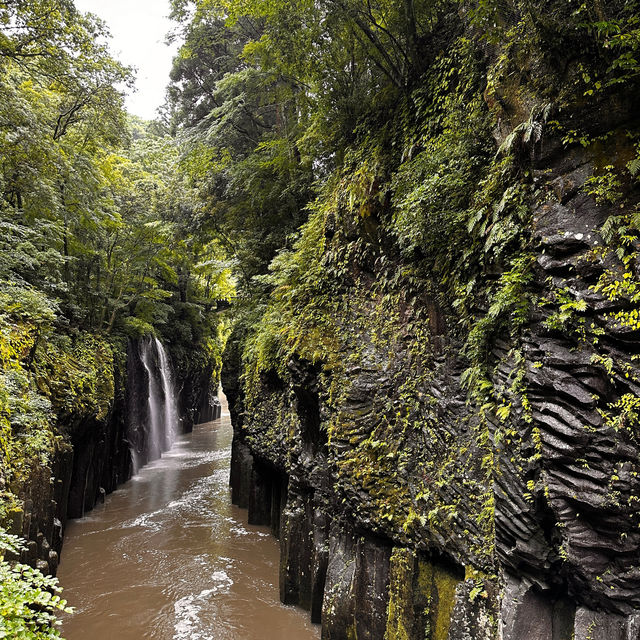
top-left (462, 255), bottom-right (535, 400)
top-left (543, 288), bottom-right (589, 333)
top-left (592, 187), bottom-right (640, 332)
top-left (584, 165), bottom-right (624, 204)
top-left (391, 50), bottom-right (492, 272)
top-left (0, 0), bottom-right (234, 339)
top-left (242, 205), bottom-right (336, 392)
top-left (2, 0), bottom-right (639, 625)
top-left (0, 529), bottom-right (72, 639)
top-left (0, 3), bottom-right (234, 592)
top-left (599, 393), bottom-right (640, 436)
top-left (574, 2), bottom-right (640, 91)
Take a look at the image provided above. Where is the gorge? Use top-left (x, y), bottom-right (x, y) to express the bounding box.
top-left (1, 1), bottom-right (640, 639)
top-left (57, 393), bottom-right (317, 640)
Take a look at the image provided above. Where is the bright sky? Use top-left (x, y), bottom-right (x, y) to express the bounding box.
top-left (73, 0), bottom-right (180, 120)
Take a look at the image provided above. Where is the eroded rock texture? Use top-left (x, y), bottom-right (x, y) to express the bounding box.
top-left (497, 144), bottom-right (640, 616)
top-left (223, 8), bottom-right (640, 639)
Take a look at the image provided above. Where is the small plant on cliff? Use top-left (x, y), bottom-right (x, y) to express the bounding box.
top-left (584, 165), bottom-right (624, 205)
top-left (0, 529), bottom-right (72, 639)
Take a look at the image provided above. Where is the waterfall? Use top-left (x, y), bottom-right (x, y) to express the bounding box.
top-left (139, 338), bottom-right (164, 462)
top-left (154, 337), bottom-right (180, 449)
top-left (135, 336), bottom-right (179, 471)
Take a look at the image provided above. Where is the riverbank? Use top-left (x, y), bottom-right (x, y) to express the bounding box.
top-left (58, 394), bottom-right (319, 640)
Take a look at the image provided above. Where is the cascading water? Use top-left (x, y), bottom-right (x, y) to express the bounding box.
top-left (139, 339), bottom-right (164, 463)
top-left (154, 337), bottom-right (180, 449)
top-left (135, 337), bottom-right (179, 472)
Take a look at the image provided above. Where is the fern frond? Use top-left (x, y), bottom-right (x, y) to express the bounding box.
top-left (628, 155), bottom-right (640, 177)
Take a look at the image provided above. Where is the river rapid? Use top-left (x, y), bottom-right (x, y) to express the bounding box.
top-left (57, 396), bottom-right (320, 640)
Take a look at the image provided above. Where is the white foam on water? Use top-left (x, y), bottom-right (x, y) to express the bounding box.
top-left (172, 573), bottom-right (233, 640)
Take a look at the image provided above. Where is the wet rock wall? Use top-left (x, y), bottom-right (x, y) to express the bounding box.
top-left (229, 428), bottom-right (487, 640)
top-left (223, 90), bottom-right (640, 640)
top-left (6, 356), bottom-right (132, 574)
top-left (227, 337), bottom-right (640, 640)
top-left (7, 337), bottom-right (216, 575)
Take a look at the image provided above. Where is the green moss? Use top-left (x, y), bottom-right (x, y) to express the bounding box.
top-left (384, 551), bottom-right (462, 640)
top-left (0, 310), bottom-right (123, 525)
top-left (432, 566), bottom-right (460, 640)
top-left (33, 332), bottom-right (115, 422)
top-left (232, 4), bottom-right (640, 620)
top-left (385, 548), bottom-right (416, 640)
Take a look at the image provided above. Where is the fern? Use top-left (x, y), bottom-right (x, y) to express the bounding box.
top-left (628, 144), bottom-right (640, 177)
top-left (497, 102), bottom-right (553, 157)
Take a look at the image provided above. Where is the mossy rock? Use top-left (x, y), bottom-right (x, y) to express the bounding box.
top-left (384, 549), bottom-right (462, 640)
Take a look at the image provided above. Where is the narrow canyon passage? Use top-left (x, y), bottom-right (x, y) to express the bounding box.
top-left (57, 395), bottom-right (320, 640)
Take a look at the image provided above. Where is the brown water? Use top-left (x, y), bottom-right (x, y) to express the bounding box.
top-left (58, 397), bottom-right (320, 640)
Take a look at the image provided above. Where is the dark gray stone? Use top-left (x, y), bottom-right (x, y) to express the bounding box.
top-left (574, 608), bottom-right (627, 640)
top-left (501, 576), bottom-right (552, 640)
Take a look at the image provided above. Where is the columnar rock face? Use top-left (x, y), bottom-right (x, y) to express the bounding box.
top-left (496, 142), bottom-right (640, 617)
top-left (7, 337), bottom-right (215, 575)
top-left (226, 367), bottom-right (503, 640)
top-left (8, 355), bottom-right (131, 574)
top-left (226, 199), bottom-right (640, 639)
top-left (66, 370), bottom-right (130, 520)
top-left (187, 365), bottom-right (222, 425)
top-left (223, 9), bottom-right (640, 638)
top-left (226, 262), bottom-right (640, 640)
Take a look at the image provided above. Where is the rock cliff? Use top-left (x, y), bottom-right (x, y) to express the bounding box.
top-left (2, 335), bottom-right (217, 575)
top-left (223, 2), bottom-right (640, 638)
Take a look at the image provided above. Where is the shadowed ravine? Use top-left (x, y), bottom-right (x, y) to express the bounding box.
top-left (57, 394), bottom-right (320, 640)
